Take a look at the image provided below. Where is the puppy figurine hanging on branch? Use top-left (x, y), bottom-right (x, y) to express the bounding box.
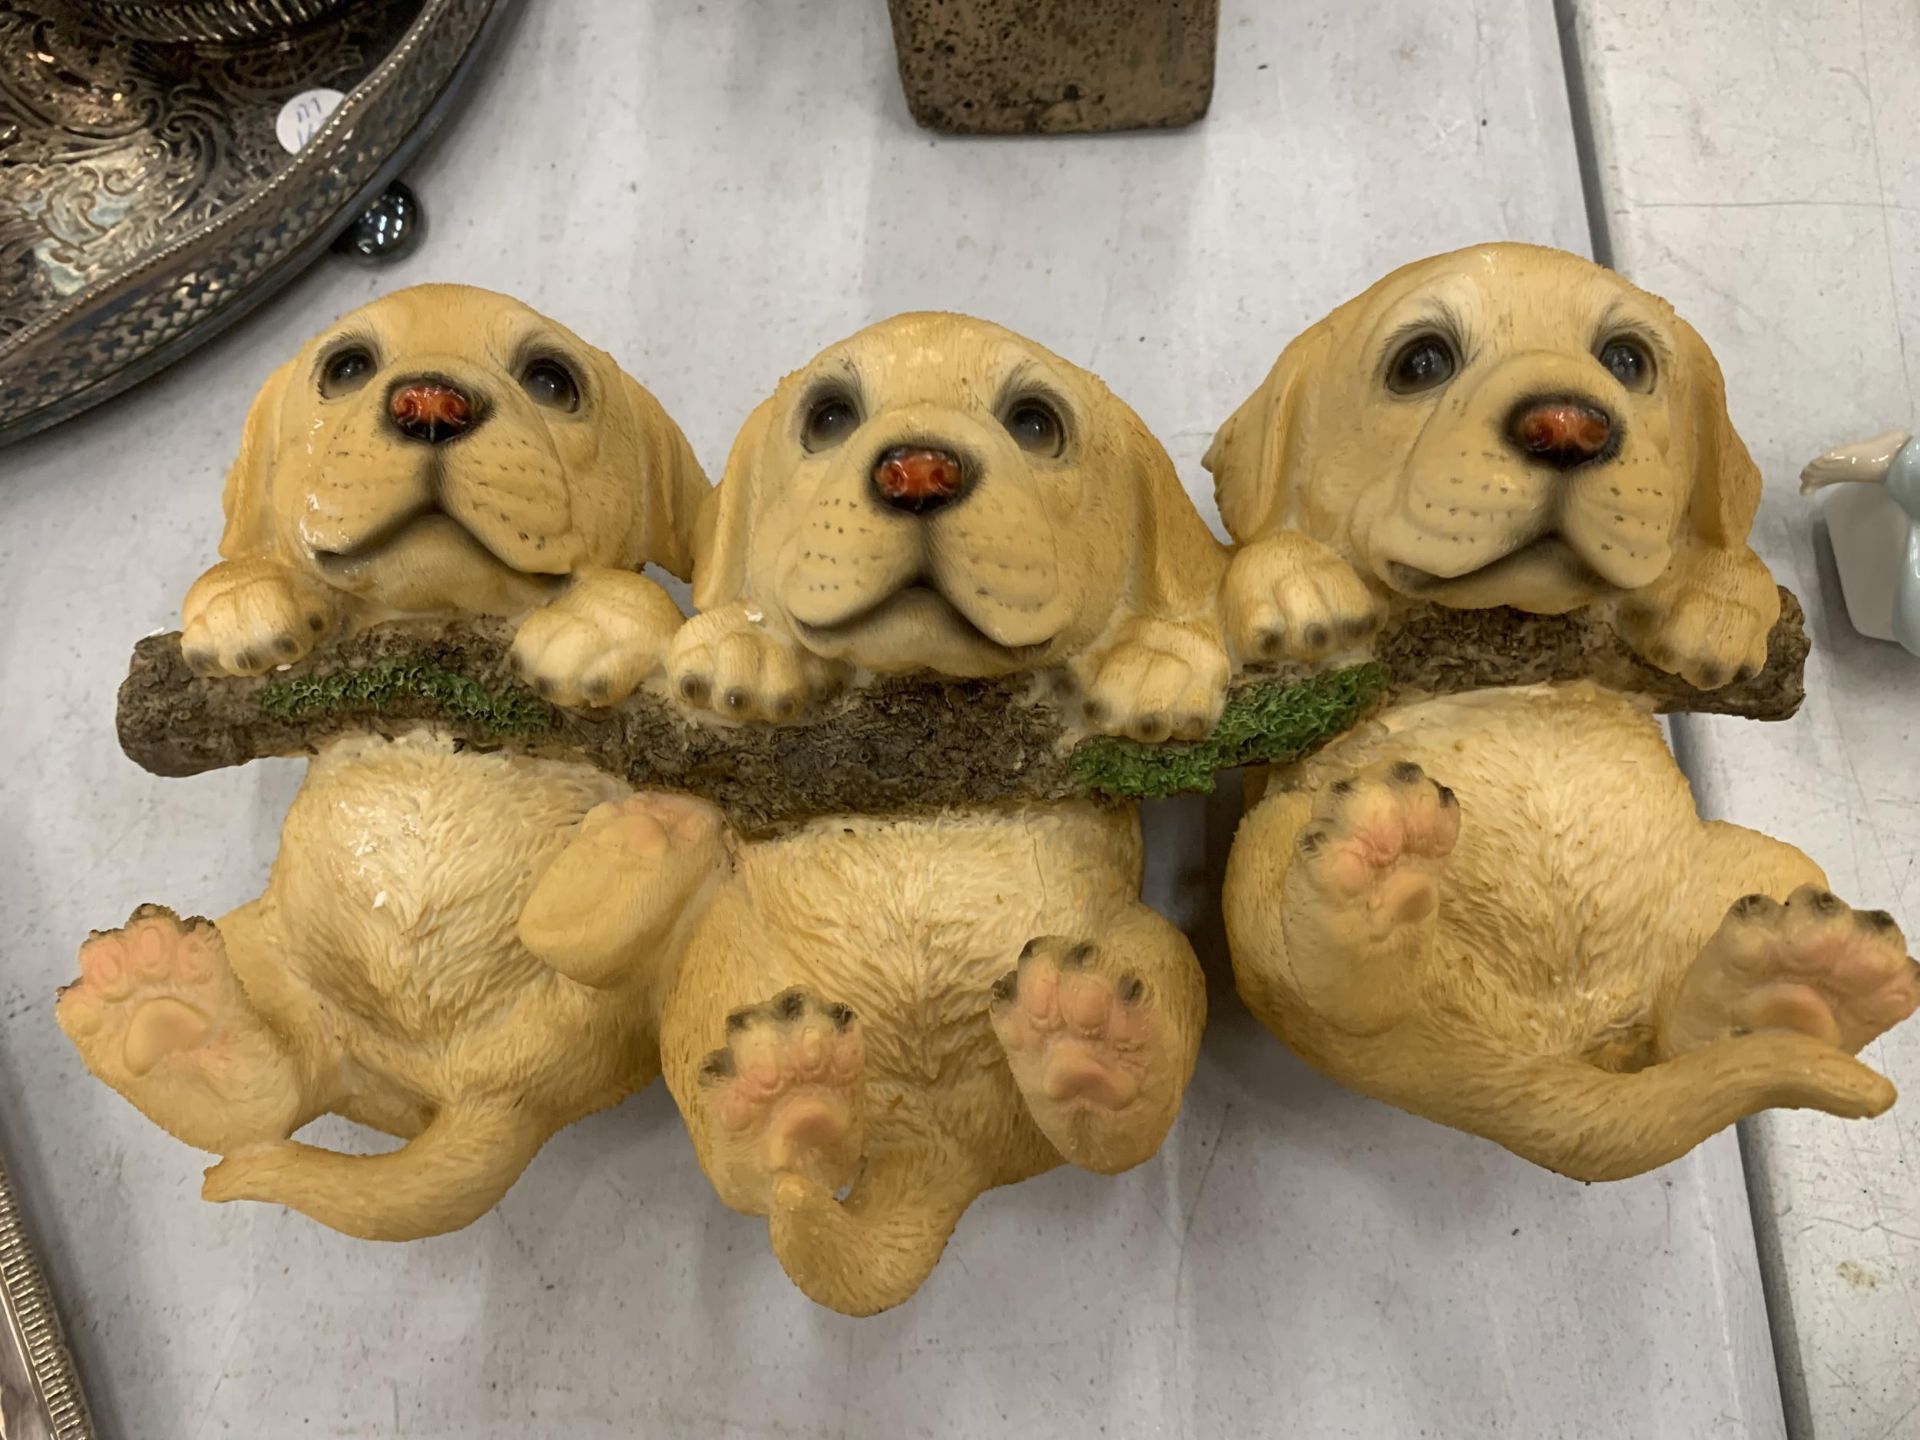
top-left (1217, 243), bottom-right (1920, 1180)
top-left (58, 285), bottom-right (718, 1239)
top-left (522, 313), bottom-right (1223, 1314)
top-left (664, 314), bottom-right (1231, 740)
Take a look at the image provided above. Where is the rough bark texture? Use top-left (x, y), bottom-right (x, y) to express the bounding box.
top-left (1373, 588), bottom-right (1809, 715)
top-left (886, 0), bottom-right (1219, 135)
top-left (116, 587), bottom-right (1808, 835)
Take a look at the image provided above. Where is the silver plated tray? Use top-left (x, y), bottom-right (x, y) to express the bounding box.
top-left (0, 0), bottom-right (512, 447)
top-left (0, 1150), bottom-right (91, 1440)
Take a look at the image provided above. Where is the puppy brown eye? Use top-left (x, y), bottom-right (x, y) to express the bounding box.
top-left (803, 393), bottom-right (860, 451)
top-left (1003, 399), bottom-right (1064, 456)
top-left (320, 346), bottom-right (376, 398)
top-left (1598, 337), bottom-right (1655, 392)
top-left (522, 359), bottom-right (581, 411)
top-left (1386, 335), bottom-right (1456, 394)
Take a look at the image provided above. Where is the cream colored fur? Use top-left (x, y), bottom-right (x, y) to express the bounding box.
top-left (519, 316), bottom-right (1218, 1313)
top-left (643, 805), bottom-right (1204, 1315)
top-left (183, 283), bottom-right (707, 706)
top-left (1226, 684), bottom-right (1919, 1180)
top-left (1206, 243), bottom-right (1780, 688)
top-left (667, 311), bottom-right (1231, 742)
top-left (59, 288), bottom-right (715, 1238)
top-left (520, 793), bottom-right (1208, 1319)
top-left (1215, 246), bottom-right (1918, 1175)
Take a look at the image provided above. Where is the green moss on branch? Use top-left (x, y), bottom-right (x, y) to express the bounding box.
top-left (257, 660), bottom-right (552, 737)
top-left (1069, 665), bottom-right (1390, 798)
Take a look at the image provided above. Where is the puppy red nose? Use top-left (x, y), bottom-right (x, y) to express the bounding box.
top-left (390, 381), bottom-right (472, 443)
top-left (872, 446), bottom-right (965, 513)
top-left (1508, 398), bottom-right (1612, 469)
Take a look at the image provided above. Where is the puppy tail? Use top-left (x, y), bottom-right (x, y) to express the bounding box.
top-left (200, 1100), bottom-right (549, 1240)
top-left (767, 1139), bottom-right (982, 1317)
top-left (1413, 1034), bottom-right (1895, 1182)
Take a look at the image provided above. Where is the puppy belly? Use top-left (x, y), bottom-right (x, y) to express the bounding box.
top-left (686, 802), bottom-right (1140, 1163)
top-left (1313, 683), bottom-right (1713, 1044)
top-left (262, 733), bottom-right (631, 1046)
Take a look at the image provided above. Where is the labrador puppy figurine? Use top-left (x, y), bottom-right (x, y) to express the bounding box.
top-left (521, 313), bottom-right (1219, 1313)
top-left (1208, 242), bottom-right (1778, 688)
top-left (57, 285), bottom-right (721, 1239)
top-left (176, 285), bottom-right (703, 705)
top-left (1216, 244), bottom-right (1920, 1179)
top-left (665, 311), bottom-right (1230, 741)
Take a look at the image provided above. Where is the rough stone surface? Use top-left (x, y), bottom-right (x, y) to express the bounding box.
top-left (886, 0), bottom-right (1219, 135)
top-left (114, 588), bottom-right (1808, 834)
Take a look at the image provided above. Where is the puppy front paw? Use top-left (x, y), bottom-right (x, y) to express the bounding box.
top-left (511, 568), bottom-right (685, 707)
top-left (666, 602), bottom-right (845, 722)
top-left (1071, 617), bottom-right (1229, 742)
top-left (1613, 548), bottom-right (1779, 689)
top-left (1222, 532), bottom-right (1381, 665)
top-left (181, 560), bottom-right (339, 677)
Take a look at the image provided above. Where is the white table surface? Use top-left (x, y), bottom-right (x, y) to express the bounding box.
top-left (1569, 1), bottom-right (1920, 1434)
top-left (0, 2), bottom-right (1798, 1436)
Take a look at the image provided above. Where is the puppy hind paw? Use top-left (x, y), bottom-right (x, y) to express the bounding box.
top-left (990, 937), bottom-right (1176, 1173)
top-left (1662, 887), bottom-right (1920, 1057)
top-left (699, 988), bottom-right (866, 1209)
top-left (585, 790), bottom-right (723, 851)
top-left (57, 907), bottom-right (303, 1148)
top-left (518, 792), bottom-right (725, 986)
top-left (1292, 760), bottom-right (1460, 934)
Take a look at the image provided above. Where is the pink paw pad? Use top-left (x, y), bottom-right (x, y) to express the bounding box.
top-left (587, 792), bottom-right (724, 858)
top-left (1298, 760), bottom-right (1460, 920)
top-left (990, 937), bottom-right (1153, 1112)
top-left (1707, 888), bottom-right (1920, 1052)
top-left (700, 988), bottom-right (864, 1180)
top-left (58, 906), bottom-right (228, 1075)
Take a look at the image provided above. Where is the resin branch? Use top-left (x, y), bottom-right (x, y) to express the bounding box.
top-left (116, 587), bottom-right (1807, 834)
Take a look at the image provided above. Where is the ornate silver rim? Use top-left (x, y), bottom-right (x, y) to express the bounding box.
top-left (86, 0), bottom-right (351, 44)
top-left (0, 0), bottom-right (508, 443)
top-left (0, 1151), bottom-right (94, 1440)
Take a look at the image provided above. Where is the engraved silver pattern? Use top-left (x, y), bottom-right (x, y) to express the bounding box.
top-left (0, 0), bottom-right (506, 442)
top-left (89, 0), bottom-right (351, 45)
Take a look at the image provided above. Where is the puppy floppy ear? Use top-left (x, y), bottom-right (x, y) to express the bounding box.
top-left (1204, 322), bottom-right (1329, 543)
top-left (617, 372), bottom-right (711, 581)
top-left (1121, 407), bottom-right (1229, 620)
top-left (691, 397), bottom-right (774, 611)
top-left (1669, 314), bottom-right (1763, 548)
top-left (216, 358), bottom-right (295, 560)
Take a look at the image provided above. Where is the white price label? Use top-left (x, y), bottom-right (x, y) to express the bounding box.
top-left (275, 88), bottom-right (346, 154)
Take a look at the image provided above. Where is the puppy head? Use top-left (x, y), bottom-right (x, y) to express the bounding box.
top-left (220, 284), bottom-right (706, 616)
top-left (697, 312), bottom-right (1198, 676)
top-left (1207, 243), bottom-right (1762, 614)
